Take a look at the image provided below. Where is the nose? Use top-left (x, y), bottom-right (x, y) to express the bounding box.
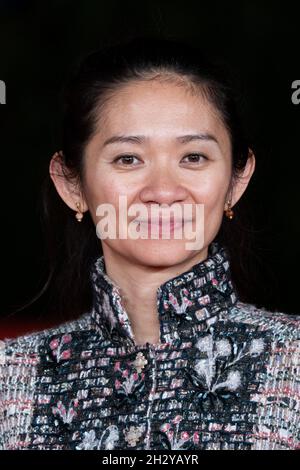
top-left (139, 165), bottom-right (189, 207)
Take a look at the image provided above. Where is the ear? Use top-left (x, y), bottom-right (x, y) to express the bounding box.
top-left (49, 151), bottom-right (88, 212)
top-left (228, 148), bottom-right (256, 207)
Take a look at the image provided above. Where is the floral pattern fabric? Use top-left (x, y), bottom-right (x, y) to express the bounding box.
top-left (0, 241), bottom-right (299, 450)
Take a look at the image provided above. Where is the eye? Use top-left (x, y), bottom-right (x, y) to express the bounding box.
top-left (112, 152), bottom-right (208, 167)
top-left (181, 153), bottom-right (208, 164)
top-left (113, 154), bottom-right (140, 166)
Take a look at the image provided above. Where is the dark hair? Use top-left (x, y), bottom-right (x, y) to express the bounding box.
top-left (14, 36), bottom-right (258, 322)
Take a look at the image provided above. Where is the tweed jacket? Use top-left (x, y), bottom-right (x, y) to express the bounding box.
top-left (0, 241), bottom-right (299, 450)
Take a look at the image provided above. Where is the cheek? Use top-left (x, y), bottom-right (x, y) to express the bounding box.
top-left (191, 168), bottom-right (230, 240)
top-left (83, 169), bottom-right (136, 220)
top-left (192, 168), bottom-right (230, 209)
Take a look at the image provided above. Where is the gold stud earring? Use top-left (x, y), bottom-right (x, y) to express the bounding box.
top-left (75, 202), bottom-right (84, 222)
top-left (225, 200), bottom-right (234, 220)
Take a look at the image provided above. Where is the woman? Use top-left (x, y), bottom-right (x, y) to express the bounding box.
top-left (0, 37), bottom-right (299, 451)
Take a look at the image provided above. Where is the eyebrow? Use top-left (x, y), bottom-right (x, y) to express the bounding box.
top-left (102, 133), bottom-right (220, 147)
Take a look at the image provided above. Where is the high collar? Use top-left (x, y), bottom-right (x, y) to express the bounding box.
top-left (89, 241), bottom-right (238, 346)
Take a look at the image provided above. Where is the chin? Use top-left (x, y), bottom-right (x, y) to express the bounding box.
top-left (126, 239), bottom-right (198, 267)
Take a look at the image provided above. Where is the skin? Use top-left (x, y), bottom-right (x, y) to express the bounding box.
top-left (50, 78), bottom-right (255, 345)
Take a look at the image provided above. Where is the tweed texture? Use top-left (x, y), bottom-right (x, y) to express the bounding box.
top-left (0, 241), bottom-right (299, 450)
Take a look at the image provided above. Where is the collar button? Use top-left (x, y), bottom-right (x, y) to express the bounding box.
top-left (132, 352), bottom-right (148, 373)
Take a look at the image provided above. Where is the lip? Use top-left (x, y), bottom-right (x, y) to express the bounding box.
top-left (135, 219), bottom-right (192, 228)
top-left (136, 216), bottom-right (192, 222)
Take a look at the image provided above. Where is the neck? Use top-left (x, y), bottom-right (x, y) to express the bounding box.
top-left (101, 246), bottom-right (208, 345)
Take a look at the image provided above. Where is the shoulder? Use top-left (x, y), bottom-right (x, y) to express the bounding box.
top-left (226, 302), bottom-right (300, 374)
top-left (0, 312), bottom-right (93, 449)
top-left (0, 311), bottom-right (92, 371)
top-left (229, 303), bottom-right (300, 447)
top-left (228, 300), bottom-right (300, 341)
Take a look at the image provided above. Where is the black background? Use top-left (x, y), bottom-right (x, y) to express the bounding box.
top-left (0, 0), bottom-right (299, 337)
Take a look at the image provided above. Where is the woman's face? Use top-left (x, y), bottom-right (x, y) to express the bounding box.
top-left (75, 80), bottom-right (250, 267)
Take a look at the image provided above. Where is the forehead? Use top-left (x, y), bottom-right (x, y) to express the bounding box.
top-left (97, 80), bottom-right (230, 146)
